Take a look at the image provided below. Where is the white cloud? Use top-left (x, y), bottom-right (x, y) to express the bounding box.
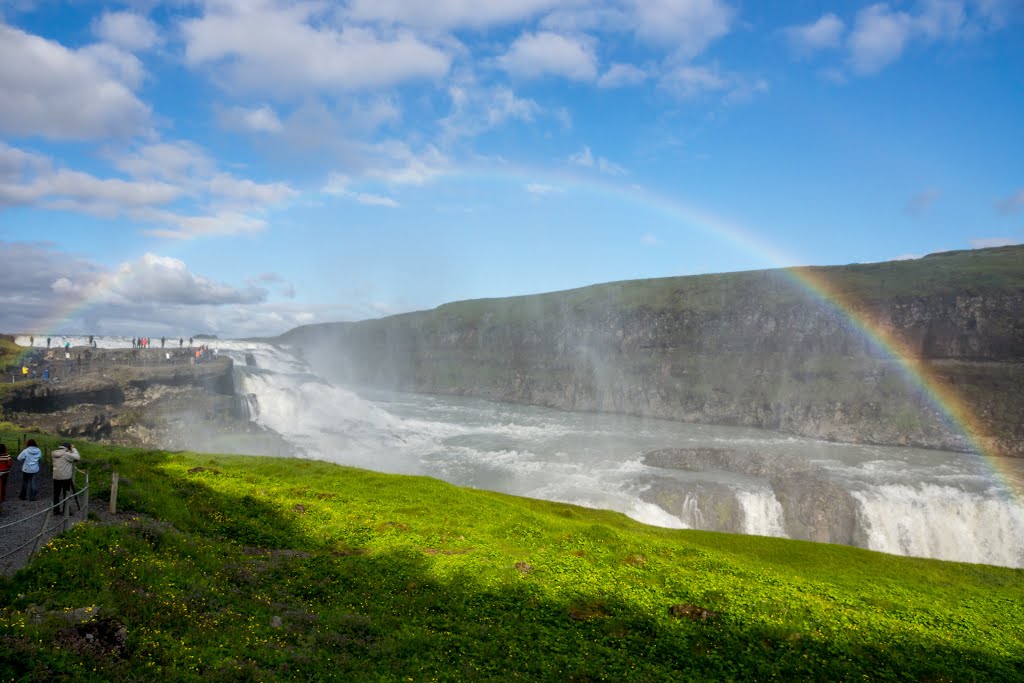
top-left (346, 0), bottom-right (561, 28)
top-left (323, 173), bottom-right (400, 207)
top-left (110, 141), bottom-right (213, 182)
top-left (597, 63), bottom-right (648, 88)
top-left (363, 142), bottom-right (449, 185)
top-left (94, 11), bottom-right (161, 52)
top-left (525, 183), bottom-right (566, 196)
top-left (182, 4), bottom-right (451, 95)
top-left (641, 232), bottom-right (660, 246)
top-left (0, 241), bottom-right (345, 337)
top-left (222, 105), bottom-right (285, 133)
top-left (110, 253), bottom-right (268, 305)
top-left (892, 253), bottom-right (924, 260)
top-left (659, 64), bottom-right (727, 97)
top-left (627, 0), bottom-right (735, 57)
top-left (996, 188), bottom-right (1024, 215)
top-left (0, 23), bottom-right (150, 139)
top-left (139, 210), bottom-right (269, 240)
top-left (969, 236), bottom-right (1021, 248)
top-left (208, 174), bottom-right (295, 205)
top-left (496, 31), bottom-right (598, 81)
top-left (784, 13), bottom-right (845, 54)
top-left (848, 4), bottom-right (915, 75)
top-left (441, 82), bottom-right (541, 139)
top-left (568, 146), bottom-right (628, 175)
top-left (844, 1), bottom-right (1012, 76)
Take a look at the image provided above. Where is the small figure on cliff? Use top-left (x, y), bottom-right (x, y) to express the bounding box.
top-left (51, 442), bottom-right (80, 515)
top-left (179, 338), bottom-right (183, 348)
top-left (47, 337), bottom-right (51, 348)
top-left (17, 439), bottom-right (42, 501)
top-left (29, 336), bottom-right (34, 346)
top-left (161, 336), bottom-right (166, 348)
top-left (43, 366), bottom-right (50, 382)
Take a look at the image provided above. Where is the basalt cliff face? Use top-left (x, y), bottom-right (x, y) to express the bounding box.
top-left (1, 349), bottom-right (290, 455)
top-left (283, 246), bottom-right (1024, 457)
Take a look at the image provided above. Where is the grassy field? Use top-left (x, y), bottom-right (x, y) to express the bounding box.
top-left (1, 429), bottom-right (1022, 682)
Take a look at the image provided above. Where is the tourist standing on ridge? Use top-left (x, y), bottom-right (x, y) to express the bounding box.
top-left (0, 444), bottom-right (12, 502)
top-left (47, 337), bottom-right (51, 348)
top-left (179, 338), bottom-right (183, 348)
top-left (51, 442), bottom-right (80, 515)
top-left (29, 336), bottom-right (34, 346)
top-left (17, 439), bottom-right (42, 501)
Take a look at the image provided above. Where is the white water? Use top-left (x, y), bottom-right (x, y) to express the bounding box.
top-left (19, 335), bottom-right (1024, 567)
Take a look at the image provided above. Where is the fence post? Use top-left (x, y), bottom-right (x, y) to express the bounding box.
top-left (83, 471), bottom-right (90, 521)
top-left (109, 472), bottom-right (119, 514)
top-left (29, 509), bottom-right (52, 561)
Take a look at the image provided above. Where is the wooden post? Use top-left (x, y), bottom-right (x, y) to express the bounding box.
top-left (109, 472), bottom-right (119, 514)
top-left (29, 509), bottom-right (51, 561)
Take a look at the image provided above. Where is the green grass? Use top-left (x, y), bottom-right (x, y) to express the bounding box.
top-left (1, 429), bottom-right (1023, 681)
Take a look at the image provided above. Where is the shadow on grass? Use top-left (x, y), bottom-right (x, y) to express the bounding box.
top-left (1, 450), bottom-right (1021, 682)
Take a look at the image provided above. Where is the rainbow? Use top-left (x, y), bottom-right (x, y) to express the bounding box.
top-left (451, 165), bottom-right (1021, 496)
top-left (7, 166), bottom-right (1021, 495)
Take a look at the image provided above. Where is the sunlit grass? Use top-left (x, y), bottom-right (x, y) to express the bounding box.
top-left (1, 429), bottom-right (1022, 681)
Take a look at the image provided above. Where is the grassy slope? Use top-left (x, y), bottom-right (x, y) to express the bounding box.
top-left (1, 431), bottom-right (1022, 682)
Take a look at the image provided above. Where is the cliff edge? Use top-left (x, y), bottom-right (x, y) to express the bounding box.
top-left (281, 245), bottom-right (1024, 457)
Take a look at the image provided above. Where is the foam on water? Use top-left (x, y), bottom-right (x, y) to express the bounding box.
top-left (29, 336), bottom-right (1023, 567)
top-left (852, 484), bottom-right (1024, 566)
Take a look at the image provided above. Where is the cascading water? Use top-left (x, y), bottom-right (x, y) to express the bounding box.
top-left (216, 341), bottom-right (1024, 567)
top-left (735, 488), bottom-right (787, 537)
top-left (53, 336), bottom-right (1022, 568)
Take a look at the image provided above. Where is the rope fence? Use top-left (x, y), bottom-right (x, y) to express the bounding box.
top-left (0, 466), bottom-right (90, 568)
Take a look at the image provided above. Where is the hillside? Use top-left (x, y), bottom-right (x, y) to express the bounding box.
top-left (0, 429), bottom-right (1021, 681)
top-left (280, 246), bottom-right (1024, 457)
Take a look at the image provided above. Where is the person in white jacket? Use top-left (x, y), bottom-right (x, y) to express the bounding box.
top-left (51, 442), bottom-right (80, 514)
top-left (17, 439), bottom-right (42, 501)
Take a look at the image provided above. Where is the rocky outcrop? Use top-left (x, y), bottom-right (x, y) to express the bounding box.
top-left (642, 448), bottom-right (862, 545)
top-left (282, 246), bottom-right (1024, 457)
top-left (0, 350), bottom-right (289, 455)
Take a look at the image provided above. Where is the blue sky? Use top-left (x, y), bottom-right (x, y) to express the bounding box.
top-left (1, 0), bottom-right (1022, 338)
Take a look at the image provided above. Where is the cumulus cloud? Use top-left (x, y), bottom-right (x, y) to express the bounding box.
top-left (441, 82), bottom-right (540, 139)
top-left (0, 23), bottom-right (150, 139)
top-left (219, 105), bottom-right (285, 133)
top-left (346, 0), bottom-right (561, 28)
top-left (627, 0), bottom-right (735, 57)
top-left (0, 242), bottom-right (325, 337)
top-left (94, 11), bottom-right (161, 52)
top-left (496, 31), bottom-right (598, 81)
top-left (844, 0), bottom-right (1013, 76)
top-left (848, 4), bottom-right (915, 74)
top-left (784, 13), bottom-right (845, 54)
top-left (181, 3), bottom-right (451, 95)
top-left (597, 63), bottom-right (648, 88)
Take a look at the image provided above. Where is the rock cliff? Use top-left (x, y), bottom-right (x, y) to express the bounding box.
top-left (282, 246), bottom-right (1024, 457)
top-left (0, 349), bottom-right (290, 455)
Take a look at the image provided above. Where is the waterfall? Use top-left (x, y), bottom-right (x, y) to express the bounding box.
top-left (736, 488), bottom-right (787, 537)
top-left (215, 341), bottom-right (1024, 568)
top-left (852, 484), bottom-right (1024, 566)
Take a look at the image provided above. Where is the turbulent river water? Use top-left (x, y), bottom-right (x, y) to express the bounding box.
top-left (22, 335), bottom-right (1024, 568)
